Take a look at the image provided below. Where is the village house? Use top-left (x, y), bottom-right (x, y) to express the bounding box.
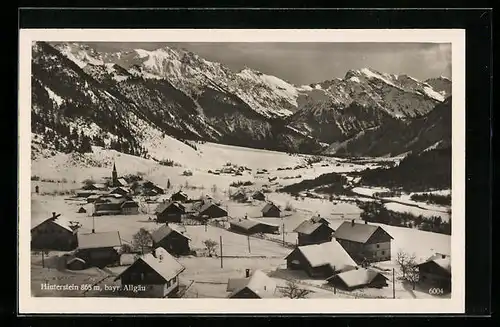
top-left (93, 196), bottom-right (139, 216)
top-left (121, 201), bottom-right (140, 215)
top-left (143, 188), bottom-right (159, 197)
top-left (326, 267), bottom-right (389, 291)
top-left (261, 202), bottom-right (281, 218)
top-left (109, 186), bottom-right (132, 196)
top-left (252, 191), bottom-right (266, 201)
top-left (198, 202), bottom-right (228, 218)
top-left (285, 241), bottom-right (358, 278)
top-left (226, 269), bottom-right (277, 299)
top-left (114, 247), bottom-right (185, 298)
top-left (155, 201), bottom-right (186, 223)
top-left (31, 212), bottom-right (80, 251)
top-left (75, 190), bottom-right (96, 198)
top-left (87, 194), bottom-right (103, 203)
top-left (140, 181), bottom-right (165, 195)
top-left (231, 190), bottom-right (248, 202)
top-left (75, 231), bottom-right (122, 268)
top-left (170, 190), bottom-right (189, 202)
top-left (293, 215), bottom-right (335, 246)
top-left (93, 198), bottom-right (123, 216)
top-left (416, 253), bottom-right (451, 290)
top-left (82, 183), bottom-right (108, 192)
top-left (229, 218), bottom-right (280, 235)
top-left (151, 225), bottom-right (191, 256)
top-left (334, 220), bottom-right (394, 264)
top-left (77, 207), bottom-right (87, 213)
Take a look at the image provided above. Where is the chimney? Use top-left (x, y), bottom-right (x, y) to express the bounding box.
top-left (351, 219), bottom-right (355, 226)
top-left (52, 212), bottom-right (57, 218)
top-left (245, 269), bottom-right (250, 278)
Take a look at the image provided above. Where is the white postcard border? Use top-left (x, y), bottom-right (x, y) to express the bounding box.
top-left (18, 28), bottom-right (466, 314)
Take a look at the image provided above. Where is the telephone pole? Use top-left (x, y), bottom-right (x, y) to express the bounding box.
top-left (392, 268), bottom-right (396, 299)
top-left (247, 235), bottom-right (251, 253)
top-left (220, 235), bottom-right (223, 268)
top-left (282, 223), bottom-right (285, 246)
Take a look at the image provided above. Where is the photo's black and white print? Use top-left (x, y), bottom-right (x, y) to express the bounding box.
top-left (28, 36), bottom-right (455, 304)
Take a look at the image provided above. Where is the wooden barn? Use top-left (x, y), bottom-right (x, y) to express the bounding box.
top-left (151, 225), bottom-right (191, 256)
top-left (31, 213), bottom-right (80, 251)
top-left (75, 231), bottom-right (122, 268)
top-left (227, 269), bottom-right (277, 299)
top-left (198, 202), bottom-right (227, 218)
top-left (170, 190), bottom-right (189, 202)
top-left (229, 218), bottom-right (280, 235)
top-left (416, 254), bottom-right (451, 290)
top-left (334, 220), bottom-right (394, 264)
top-left (261, 202), bottom-right (281, 218)
top-left (285, 241), bottom-right (357, 278)
top-left (155, 201), bottom-right (186, 223)
top-left (326, 267), bottom-right (389, 291)
top-left (114, 247), bottom-right (185, 298)
top-left (293, 216), bottom-right (335, 246)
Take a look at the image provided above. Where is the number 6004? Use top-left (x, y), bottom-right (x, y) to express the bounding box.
top-left (428, 288), bottom-right (444, 295)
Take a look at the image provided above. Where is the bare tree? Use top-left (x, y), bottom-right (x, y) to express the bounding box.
top-left (406, 265), bottom-right (419, 290)
top-left (395, 250), bottom-right (417, 279)
top-left (203, 239), bottom-right (218, 257)
top-left (280, 281), bottom-right (312, 299)
top-left (211, 184), bottom-right (218, 193)
top-left (132, 228), bottom-right (152, 254)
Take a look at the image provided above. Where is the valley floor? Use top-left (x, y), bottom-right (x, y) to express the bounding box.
top-left (28, 143), bottom-right (452, 300)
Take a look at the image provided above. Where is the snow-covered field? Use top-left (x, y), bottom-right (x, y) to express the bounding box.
top-left (29, 143), bottom-right (452, 299)
top-left (351, 186), bottom-right (451, 221)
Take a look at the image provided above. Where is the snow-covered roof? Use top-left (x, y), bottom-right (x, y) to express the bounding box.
top-left (261, 202), bottom-right (280, 213)
top-left (117, 178), bottom-right (128, 186)
top-left (115, 247), bottom-right (185, 283)
top-left (227, 270), bottom-right (277, 298)
top-left (77, 231), bottom-right (121, 249)
top-left (151, 224), bottom-right (191, 243)
top-left (32, 215), bottom-right (77, 233)
top-left (155, 201), bottom-right (185, 214)
top-left (334, 221), bottom-right (393, 244)
top-left (326, 267), bottom-right (388, 288)
top-left (286, 241), bottom-right (357, 271)
top-left (229, 218), bottom-right (279, 231)
top-left (417, 256), bottom-right (451, 275)
top-left (293, 220), bottom-right (333, 235)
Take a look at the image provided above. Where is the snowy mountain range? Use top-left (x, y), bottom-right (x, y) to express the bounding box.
top-left (31, 41), bottom-right (452, 159)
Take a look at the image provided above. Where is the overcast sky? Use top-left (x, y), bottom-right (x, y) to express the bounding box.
top-left (87, 42), bottom-right (451, 85)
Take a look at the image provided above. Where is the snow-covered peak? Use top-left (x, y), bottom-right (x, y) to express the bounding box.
top-left (51, 42), bottom-right (104, 68)
top-left (237, 68), bottom-right (299, 105)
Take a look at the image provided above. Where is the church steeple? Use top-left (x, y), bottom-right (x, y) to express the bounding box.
top-left (112, 161), bottom-right (118, 187)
